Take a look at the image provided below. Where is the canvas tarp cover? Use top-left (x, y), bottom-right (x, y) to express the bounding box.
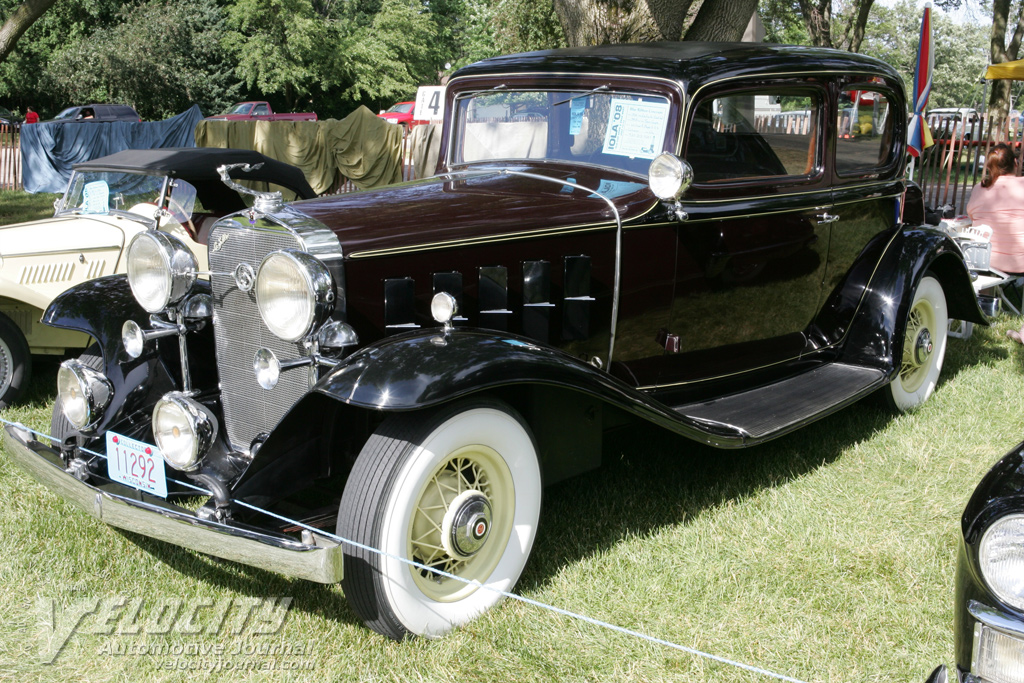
top-left (20, 105), bottom-right (205, 193)
top-left (194, 106), bottom-right (403, 193)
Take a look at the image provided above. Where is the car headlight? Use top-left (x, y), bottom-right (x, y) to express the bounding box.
top-left (152, 393), bottom-right (217, 471)
top-left (57, 360), bottom-right (112, 432)
top-left (127, 231), bottom-right (197, 313)
top-left (255, 249), bottom-right (335, 342)
top-left (980, 514), bottom-right (1024, 611)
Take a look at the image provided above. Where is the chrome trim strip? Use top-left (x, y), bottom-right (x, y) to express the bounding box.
top-left (2, 423), bottom-right (344, 584)
top-left (969, 600), bottom-right (1024, 639)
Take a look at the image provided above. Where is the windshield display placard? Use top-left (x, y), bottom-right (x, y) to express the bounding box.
top-left (602, 99), bottom-right (670, 159)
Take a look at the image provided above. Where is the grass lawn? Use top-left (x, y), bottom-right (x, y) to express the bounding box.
top-left (0, 189), bottom-right (60, 224)
top-left (0, 191), bottom-right (1021, 681)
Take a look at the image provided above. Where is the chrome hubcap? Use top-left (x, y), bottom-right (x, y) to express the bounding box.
top-left (913, 328), bottom-right (933, 367)
top-left (442, 490), bottom-right (492, 559)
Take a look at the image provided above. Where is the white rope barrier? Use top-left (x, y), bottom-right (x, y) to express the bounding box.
top-left (3, 417), bottom-right (811, 683)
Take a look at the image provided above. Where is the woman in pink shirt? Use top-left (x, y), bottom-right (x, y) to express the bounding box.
top-left (967, 143), bottom-right (1024, 273)
top-left (969, 144), bottom-right (1024, 342)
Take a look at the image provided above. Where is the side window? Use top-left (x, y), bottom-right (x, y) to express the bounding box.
top-left (687, 90), bottom-right (819, 184)
top-left (835, 90), bottom-right (894, 176)
top-left (254, 103), bottom-right (270, 115)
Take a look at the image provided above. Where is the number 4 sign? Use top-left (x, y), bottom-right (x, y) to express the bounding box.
top-left (414, 86), bottom-right (446, 122)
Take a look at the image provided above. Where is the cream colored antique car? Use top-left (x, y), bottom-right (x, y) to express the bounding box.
top-left (0, 147), bottom-right (315, 407)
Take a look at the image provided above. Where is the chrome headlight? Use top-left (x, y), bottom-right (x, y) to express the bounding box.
top-left (980, 514), bottom-right (1024, 611)
top-left (57, 360), bottom-right (112, 432)
top-left (255, 249), bottom-right (335, 342)
top-left (127, 231), bottom-right (197, 313)
top-left (648, 153), bottom-right (693, 200)
top-left (152, 393), bottom-right (217, 471)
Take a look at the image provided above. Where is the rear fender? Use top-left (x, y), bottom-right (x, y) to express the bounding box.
top-left (841, 226), bottom-right (984, 371)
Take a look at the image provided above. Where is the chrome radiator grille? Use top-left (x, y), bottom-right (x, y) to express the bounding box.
top-left (208, 221), bottom-right (309, 451)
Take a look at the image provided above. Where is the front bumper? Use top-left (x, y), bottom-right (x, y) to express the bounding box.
top-left (3, 423), bottom-right (343, 584)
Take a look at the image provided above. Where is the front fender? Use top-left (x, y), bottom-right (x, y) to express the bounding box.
top-left (42, 275), bottom-right (213, 437)
top-left (313, 327), bottom-right (723, 441)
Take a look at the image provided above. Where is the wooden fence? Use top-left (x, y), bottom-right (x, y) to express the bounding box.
top-left (0, 123), bottom-right (20, 191)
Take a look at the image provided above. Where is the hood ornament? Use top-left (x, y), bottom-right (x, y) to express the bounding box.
top-left (217, 163), bottom-right (284, 213)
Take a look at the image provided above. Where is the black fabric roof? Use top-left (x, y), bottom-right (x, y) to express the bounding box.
top-left (72, 148), bottom-right (316, 212)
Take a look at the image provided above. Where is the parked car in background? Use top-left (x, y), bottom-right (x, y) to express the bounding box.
top-left (6, 42), bottom-right (985, 642)
top-left (377, 101), bottom-right (424, 128)
top-left (0, 147), bottom-right (315, 408)
top-left (0, 106), bottom-right (20, 126)
top-left (45, 104), bottom-right (142, 123)
top-left (205, 101), bottom-right (318, 122)
top-left (927, 107), bottom-right (981, 140)
top-left (925, 440), bottom-right (1024, 683)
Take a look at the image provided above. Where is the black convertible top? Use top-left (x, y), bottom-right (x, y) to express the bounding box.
top-left (72, 147), bottom-right (317, 212)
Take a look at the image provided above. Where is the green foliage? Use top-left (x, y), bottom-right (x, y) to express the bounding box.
top-left (41, 0), bottom-right (240, 120)
top-left (759, 0), bottom-right (809, 45)
top-left (859, 0), bottom-right (990, 110)
top-left (0, 0), bottom-right (124, 116)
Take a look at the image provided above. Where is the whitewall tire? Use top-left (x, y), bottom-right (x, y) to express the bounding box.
top-left (888, 274), bottom-right (947, 411)
top-left (338, 399), bottom-right (542, 639)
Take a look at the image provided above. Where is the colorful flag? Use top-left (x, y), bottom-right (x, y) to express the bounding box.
top-left (908, 3), bottom-right (934, 157)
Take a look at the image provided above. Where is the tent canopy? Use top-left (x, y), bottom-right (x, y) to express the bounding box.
top-left (985, 59), bottom-right (1024, 80)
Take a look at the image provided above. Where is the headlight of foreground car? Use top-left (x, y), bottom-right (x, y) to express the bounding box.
top-left (127, 231), bottom-right (198, 313)
top-left (980, 514), bottom-right (1024, 612)
top-left (255, 249), bottom-right (335, 342)
top-left (57, 360), bottom-right (112, 432)
top-left (152, 393), bottom-right (218, 471)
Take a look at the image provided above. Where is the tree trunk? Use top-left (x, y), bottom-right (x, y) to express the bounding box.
top-left (0, 0), bottom-right (60, 65)
top-left (551, 0), bottom-right (680, 46)
top-left (987, 0), bottom-right (1024, 140)
top-left (796, 0), bottom-right (831, 47)
top-left (836, 0), bottom-right (874, 52)
top-left (683, 0), bottom-right (759, 41)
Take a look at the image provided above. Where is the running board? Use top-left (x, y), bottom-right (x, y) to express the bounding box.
top-left (671, 363), bottom-right (887, 446)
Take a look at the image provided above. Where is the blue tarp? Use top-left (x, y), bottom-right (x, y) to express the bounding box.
top-left (20, 105), bottom-right (205, 193)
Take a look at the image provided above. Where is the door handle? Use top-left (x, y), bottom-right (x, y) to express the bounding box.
top-left (817, 213), bottom-right (840, 224)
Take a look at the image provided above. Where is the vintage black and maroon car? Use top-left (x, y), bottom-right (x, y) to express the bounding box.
top-left (4, 43), bottom-right (985, 640)
top-left (926, 443), bottom-right (1024, 683)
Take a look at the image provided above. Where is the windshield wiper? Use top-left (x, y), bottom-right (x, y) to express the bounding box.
top-left (553, 85), bottom-right (610, 107)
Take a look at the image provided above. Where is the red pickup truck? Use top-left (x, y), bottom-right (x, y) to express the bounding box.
top-left (205, 101), bottom-right (318, 121)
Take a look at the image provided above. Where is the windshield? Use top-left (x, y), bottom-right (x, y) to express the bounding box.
top-left (223, 103), bottom-right (252, 115)
top-left (53, 107), bottom-right (79, 120)
top-left (450, 89), bottom-right (672, 175)
top-left (387, 103), bottom-right (414, 114)
top-left (57, 172), bottom-right (196, 226)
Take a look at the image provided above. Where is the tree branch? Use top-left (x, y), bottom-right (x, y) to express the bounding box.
top-left (0, 0), bottom-right (60, 65)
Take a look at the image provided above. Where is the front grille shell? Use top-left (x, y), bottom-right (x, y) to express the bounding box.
top-left (206, 207), bottom-right (342, 452)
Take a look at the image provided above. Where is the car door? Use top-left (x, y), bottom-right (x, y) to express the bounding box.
top-left (651, 81), bottom-right (833, 391)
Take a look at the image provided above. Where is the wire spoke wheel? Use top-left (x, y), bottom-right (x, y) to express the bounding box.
top-left (338, 399), bottom-right (541, 639)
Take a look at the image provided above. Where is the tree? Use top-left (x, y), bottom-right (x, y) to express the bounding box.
top-left (44, 0), bottom-right (240, 119)
top-left (551, 0), bottom-right (758, 46)
top-left (859, 0), bottom-right (988, 109)
top-left (0, 0), bottom-right (58, 65)
top-left (988, 0), bottom-right (1024, 130)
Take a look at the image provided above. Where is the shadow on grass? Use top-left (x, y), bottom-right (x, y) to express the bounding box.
top-left (518, 397), bottom-right (895, 594)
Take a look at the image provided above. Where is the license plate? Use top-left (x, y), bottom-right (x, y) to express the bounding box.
top-left (105, 431), bottom-right (168, 498)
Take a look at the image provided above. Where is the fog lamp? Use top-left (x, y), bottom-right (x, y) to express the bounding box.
top-left (57, 360), bottom-right (112, 432)
top-left (152, 393), bottom-right (217, 471)
top-left (253, 348), bottom-right (282, 390)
